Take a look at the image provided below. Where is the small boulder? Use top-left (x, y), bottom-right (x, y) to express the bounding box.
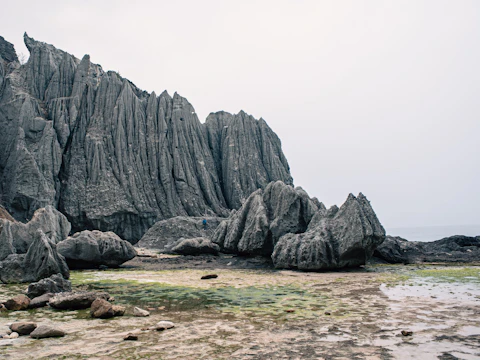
top-left (29, 293), bottom-right (55, 309)
top-left (27, 274), bottom-right (71, 299)
top-left (401, 330), bottom-right (413, 336)
top-left (30, 325), bottom-right (65, 339)
top-left (133, 307), bottom-right (150, 317)
top-left (90, 298), bottom-right (114, 319)
top-left (4, 294), bottom-right (30, 310)
top-left (49, 291), bottom-right (110, 310)
top-left (155, 321), bottom-right (175, 331)
top-left (10, 322), bottom-right (37, 335)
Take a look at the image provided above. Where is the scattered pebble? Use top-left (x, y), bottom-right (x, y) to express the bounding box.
top-left (324, 311), bottom-right (331, 316)
top-left (401, 330), bottom-right (413, 336)
top-left (285, 309), bottom-right (295, 313)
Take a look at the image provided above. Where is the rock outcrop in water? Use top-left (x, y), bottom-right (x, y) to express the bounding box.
top-left (373, 235), bottom-right (480, 264)
top-left (0, 34), bottom-right (292, 242)
top-left (212, 181), bottom-right (385, 270)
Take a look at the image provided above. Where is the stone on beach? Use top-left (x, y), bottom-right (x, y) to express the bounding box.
top-left (49, 291), bottom-right (111, 310)
top-left (30, 325), bottom-right (65, 339)
top-left (10, 322), bottom-right (37, 335)
top-left (3, 295), bottom-right (30, 311)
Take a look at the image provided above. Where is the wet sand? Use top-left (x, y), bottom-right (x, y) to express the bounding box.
top-left (1, 253), bottom-right (479, 359)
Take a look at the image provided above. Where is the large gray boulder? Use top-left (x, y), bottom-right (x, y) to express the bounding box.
top-left (137, 216), bottom-right (224, 251)
top-left (212, 181), bottom-right (321, 256)
top-left (57, 230), bottom-right (137, 268)
top-left (0, 230), bottom-right (69, 283)
top-left (272, 193), bottom-right (386, 270)
top-left (0, 34), bottom-right (292, 243)
top-left (373, 235), bottom-right (480, 264)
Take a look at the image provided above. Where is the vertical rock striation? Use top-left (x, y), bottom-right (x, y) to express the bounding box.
top-left (0, 34), bottom-right (293, 242)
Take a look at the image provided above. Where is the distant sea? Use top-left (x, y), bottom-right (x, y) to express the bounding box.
top-left (387, 225), bottom-right (480, 243)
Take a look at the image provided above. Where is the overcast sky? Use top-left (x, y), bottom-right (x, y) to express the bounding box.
top-left (2, 0), bottom-right (479, 231)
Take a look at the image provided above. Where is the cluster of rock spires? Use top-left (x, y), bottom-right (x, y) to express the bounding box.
top-left (212, 181), bottom-right (386, 270)
top-left (140, 181), bottom-right (387, 270)
top-left (0, 33), bottom-right (292, 242)
top-left (0, 205), bottom-right (136, 284)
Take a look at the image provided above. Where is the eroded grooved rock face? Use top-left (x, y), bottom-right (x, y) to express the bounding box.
top-left (0, 229), bottom-right (69, 283)
top-left (205, 112), bottom-right (293, 209)
top-left (0, 34), bottom-right (292, 243)
top-left (212, 181), bottom-right (320, 256)
top-left (272, 193), bottom-right (386, 270)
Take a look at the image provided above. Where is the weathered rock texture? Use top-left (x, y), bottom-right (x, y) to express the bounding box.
top-left (272, 193), bottom-right (385, 270)
top-left (57, 230), bottom-right (136, 268)
top-left (373, 235), bottom-right (480, 264)
top-left (137, 216), bottom-right (224, 251)
top-left (0, 205), bottom-right (70, 260)
top-left (212, 181), bottom-right (385, 270)
top-left (0, 229), bottom-right (69, 283)
top-left (0, 34), bottom-right (292, 242)
top-left (212, 181), bottom-right (321, 256)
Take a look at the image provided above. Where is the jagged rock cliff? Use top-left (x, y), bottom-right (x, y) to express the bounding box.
top-left (272, 193), bottom-right (385, 270)
top-left (0, 34), bottom-right (292, 242)
top-left (212, 181), bottom-right (385, 270)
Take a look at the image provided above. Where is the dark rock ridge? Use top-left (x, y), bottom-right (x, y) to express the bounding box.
top-left (373, 235), bottom-right (480, 264)
top-left (137, 216), bottom-right (224, 251)
top-left (57, 230), bottom-right (137, 269)
top-left (0, 34), bottom-right (292, 242)
top-left (212, 181), bottom-right (385, 270)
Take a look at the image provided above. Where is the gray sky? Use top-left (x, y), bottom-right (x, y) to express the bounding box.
top-left (2, 0), bottom-right (479, 230)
